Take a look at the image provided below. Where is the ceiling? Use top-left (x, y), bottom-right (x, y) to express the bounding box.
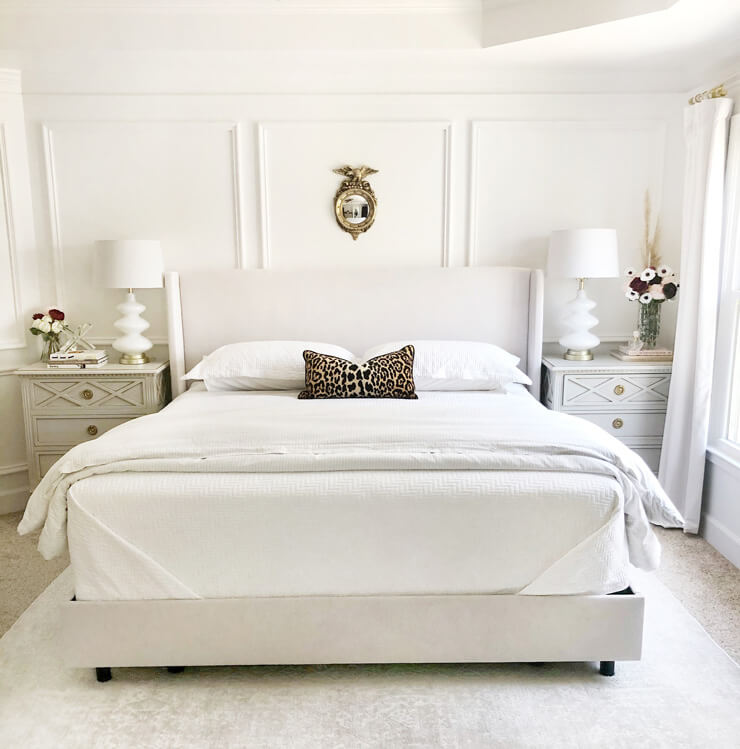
top-left (0, 0), bottom-right (738, 91)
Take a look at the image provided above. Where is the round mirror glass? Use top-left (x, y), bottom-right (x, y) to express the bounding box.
top-left (341, 195), bottom-right (370, 224)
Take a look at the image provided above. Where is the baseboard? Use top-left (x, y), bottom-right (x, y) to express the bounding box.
top-left (0, 485), bottom-right (30, 514)
top-left (701, 513), bottom-right (740, 569)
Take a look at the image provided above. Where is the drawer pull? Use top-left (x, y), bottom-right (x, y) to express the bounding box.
top-left (614, 384), bottom-right (625, 395)
top-left (86, 424), bottom-right (98, 436)
top-left (80, 389), bottom-right (94, 400)
top-left (612, 418), bottom-right (624, 429)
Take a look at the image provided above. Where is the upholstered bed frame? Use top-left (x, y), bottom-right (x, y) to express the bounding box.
top-left (61, 266), bottom-right (643, 681)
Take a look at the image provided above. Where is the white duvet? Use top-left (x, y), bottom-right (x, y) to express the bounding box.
top-left (20, 389), bottom-right (683, 567)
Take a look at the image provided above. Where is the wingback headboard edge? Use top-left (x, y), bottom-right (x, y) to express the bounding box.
top-left (166, 267), bottom-right (544, 399)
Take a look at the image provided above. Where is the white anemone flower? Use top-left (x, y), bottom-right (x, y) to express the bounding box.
top-left (31, 319), bottom-right (41, 330)
top-left (639, 293), bottom-right (653, 304)
top-left (51, 320), bottom-right (63, 334)
top-left (640, 268), bottom-right (656, 282)
top-left (37, 320), bottom-right (51, 333)
top-left (625, 266), bottom-right (637, 277)
top-left (657, 264), bottom-right (672, 278)
top-left (649, 285), bottom-right (666, 300)
top-left (42, 314), bottom-right (52, 324)
top-left (626, 289), bottom-right (639, 301)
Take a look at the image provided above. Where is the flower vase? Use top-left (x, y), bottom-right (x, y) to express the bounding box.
top-left (40, 336), bottom-right (61, 363)
top-left (638, 301), bottom-right (661, 349)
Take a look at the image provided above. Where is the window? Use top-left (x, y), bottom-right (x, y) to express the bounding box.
top-left (710, 112), bottom-right (740, 459)
top-left (727, 306), bottom-right (740, 444)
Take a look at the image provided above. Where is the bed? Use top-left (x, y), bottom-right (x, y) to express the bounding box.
top-left (19, 266), bottom-right (682, 681)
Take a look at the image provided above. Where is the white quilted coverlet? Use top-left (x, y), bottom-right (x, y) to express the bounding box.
top-left (67, 469), bottom-right (627, 599)
top-left (20, 389), bottom-right (682, 573)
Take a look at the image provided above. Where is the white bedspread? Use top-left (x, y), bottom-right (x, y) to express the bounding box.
top-left (67, 469), bottom-right (628, 599)
top-left (20, 389), bottom-right (683, 568)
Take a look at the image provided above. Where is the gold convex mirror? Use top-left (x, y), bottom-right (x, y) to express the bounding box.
top-left (333, 165), bottom-right (378, 240)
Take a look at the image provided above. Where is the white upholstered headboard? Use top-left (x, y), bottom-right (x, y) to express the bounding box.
top-left (165, 266), bottom-right (544, 398)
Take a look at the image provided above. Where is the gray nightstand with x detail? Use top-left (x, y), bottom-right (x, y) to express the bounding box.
top-left (16, 360), bottom-right (170, 489)
top-left (541, 347), bottom-right (672, 473)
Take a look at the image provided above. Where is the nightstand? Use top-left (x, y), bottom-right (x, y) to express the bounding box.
top-left (16, 360), bottom-right (170, 489)
top-left (541, 347), bottom-right (672, 473)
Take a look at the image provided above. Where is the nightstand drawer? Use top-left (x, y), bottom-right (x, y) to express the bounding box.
top-left (631, 447), bottom-right (661, 473)
top-left (35, 416), bottom-right (130, 446)
top-left (562, 373), bottom-right (671, 410)
top-left (29, 378), bottom-right (147, 412)
top-left (37, 452), bottom-right (67, 479)
top-left (577, 411), bottom-right (666, 439)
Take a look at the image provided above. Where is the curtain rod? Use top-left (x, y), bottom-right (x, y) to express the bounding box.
top-left (688, 84), bottom-right (727, 105)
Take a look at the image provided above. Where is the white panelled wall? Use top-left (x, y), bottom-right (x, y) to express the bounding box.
top-left (28, 94), bottom-right (684, 342)
top-left (1, 65), bottom-right (686, 511)
top-left (0, 71), bottom-right (40, 513)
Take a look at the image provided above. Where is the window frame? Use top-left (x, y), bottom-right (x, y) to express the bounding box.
top-left (708, 112), bottom-right (740, 469)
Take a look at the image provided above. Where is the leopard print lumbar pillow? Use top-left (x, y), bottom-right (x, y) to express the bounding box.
top-left (299, 344), bottom-right (417, 399)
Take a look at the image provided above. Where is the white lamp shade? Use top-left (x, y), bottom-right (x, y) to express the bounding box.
top-left (547, 228), bottom-right (619, 279)
top-left (94, 240), bottom-right (164, 289)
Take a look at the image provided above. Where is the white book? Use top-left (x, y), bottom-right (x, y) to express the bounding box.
top-left (50, 349), bottom-right (108, 362)
top-left (47, 359), bottom-right (108, 369)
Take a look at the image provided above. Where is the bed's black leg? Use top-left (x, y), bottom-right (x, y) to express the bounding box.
top-left (95, 667), bottom-right (112, 682)
top-left (599, 661), bottom-right (615, 677)
top-left (167, 666), bottom-right (185, 674)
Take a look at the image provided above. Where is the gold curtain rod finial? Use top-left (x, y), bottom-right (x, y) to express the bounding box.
top-left (688, 84), bottom-right (727, 106)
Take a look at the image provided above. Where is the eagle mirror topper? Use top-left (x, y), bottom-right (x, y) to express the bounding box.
top-left (333, 165), bottom-right (378, 240)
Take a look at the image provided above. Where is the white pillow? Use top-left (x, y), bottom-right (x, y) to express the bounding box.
top-left (183, 341), bottom-right (356, 391)
top-left (361, 340), bottom-right (531, 391)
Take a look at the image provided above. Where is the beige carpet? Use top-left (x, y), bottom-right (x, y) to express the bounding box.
top-left (0, 511), bottom-right (68, 636)
top-left (653, 527), bottom-right (740, 663)
top-left (0, 567), bottom-right (738, 748)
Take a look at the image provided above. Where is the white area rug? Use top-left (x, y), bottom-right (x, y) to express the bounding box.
top-left (0, 570), bottom-right (738, 749)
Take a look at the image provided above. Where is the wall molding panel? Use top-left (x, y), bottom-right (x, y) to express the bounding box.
top-left (467, 118), bottom-right (670, 341)
top-left (0, 123), bottom-right (25, 349)
top-left (256, 122), bottom-right (270, 269)
top-left (42, 120), bottom-right (246, 310)
top-left (258, 120), bottom-right (452, 270)
top-left (39, 119), bottom-right (246, 348)
top-left (0, 461), bottom-right (27, 477)
top-left (229, 123), bottom-right (247, 269)
top-left (41, 124), bottom-right (65, 307)
top-left (467, 119), bottom-right (668, 267)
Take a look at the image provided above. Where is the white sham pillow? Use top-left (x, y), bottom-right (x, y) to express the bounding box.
top-left (183, 340), bottom-right (356, 391)
top-left (361, 340), bottom-right (531, 391)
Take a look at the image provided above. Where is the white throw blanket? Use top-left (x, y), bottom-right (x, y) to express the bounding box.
top-left (19, 389), bottom-right (683, 564)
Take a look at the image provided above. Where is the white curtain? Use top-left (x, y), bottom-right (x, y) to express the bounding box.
top-left (659, 97), bottom-right (734, 533)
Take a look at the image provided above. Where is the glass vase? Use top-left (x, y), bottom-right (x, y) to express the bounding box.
top-left (40, 336), bottom-right (61, 362)
top-left (638, 300), bottom-right (661, 349)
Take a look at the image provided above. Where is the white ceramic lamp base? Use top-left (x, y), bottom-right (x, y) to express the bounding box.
top-left (559, 284), bottom-right (600, 361)
top-left (112, 291), bottom-right (153, 365)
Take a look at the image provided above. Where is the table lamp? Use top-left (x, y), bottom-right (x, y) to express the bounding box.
top-left (547, 228), bottom-right (619, 361)
top-left (94, 240), bottom-right (163, 364)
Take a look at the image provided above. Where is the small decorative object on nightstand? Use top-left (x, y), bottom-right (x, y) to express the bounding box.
top-left (541, 346), bottom-right (671, 473)
top-left (621, 192), bottom-right (679, 351)
top-left (16, 361), bottom-right (170, 489)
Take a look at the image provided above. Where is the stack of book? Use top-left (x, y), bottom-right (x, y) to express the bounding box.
top-left (611, 346), bottom-right (673, 362)
top-left (48, 350), bottom-right (109, 369)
